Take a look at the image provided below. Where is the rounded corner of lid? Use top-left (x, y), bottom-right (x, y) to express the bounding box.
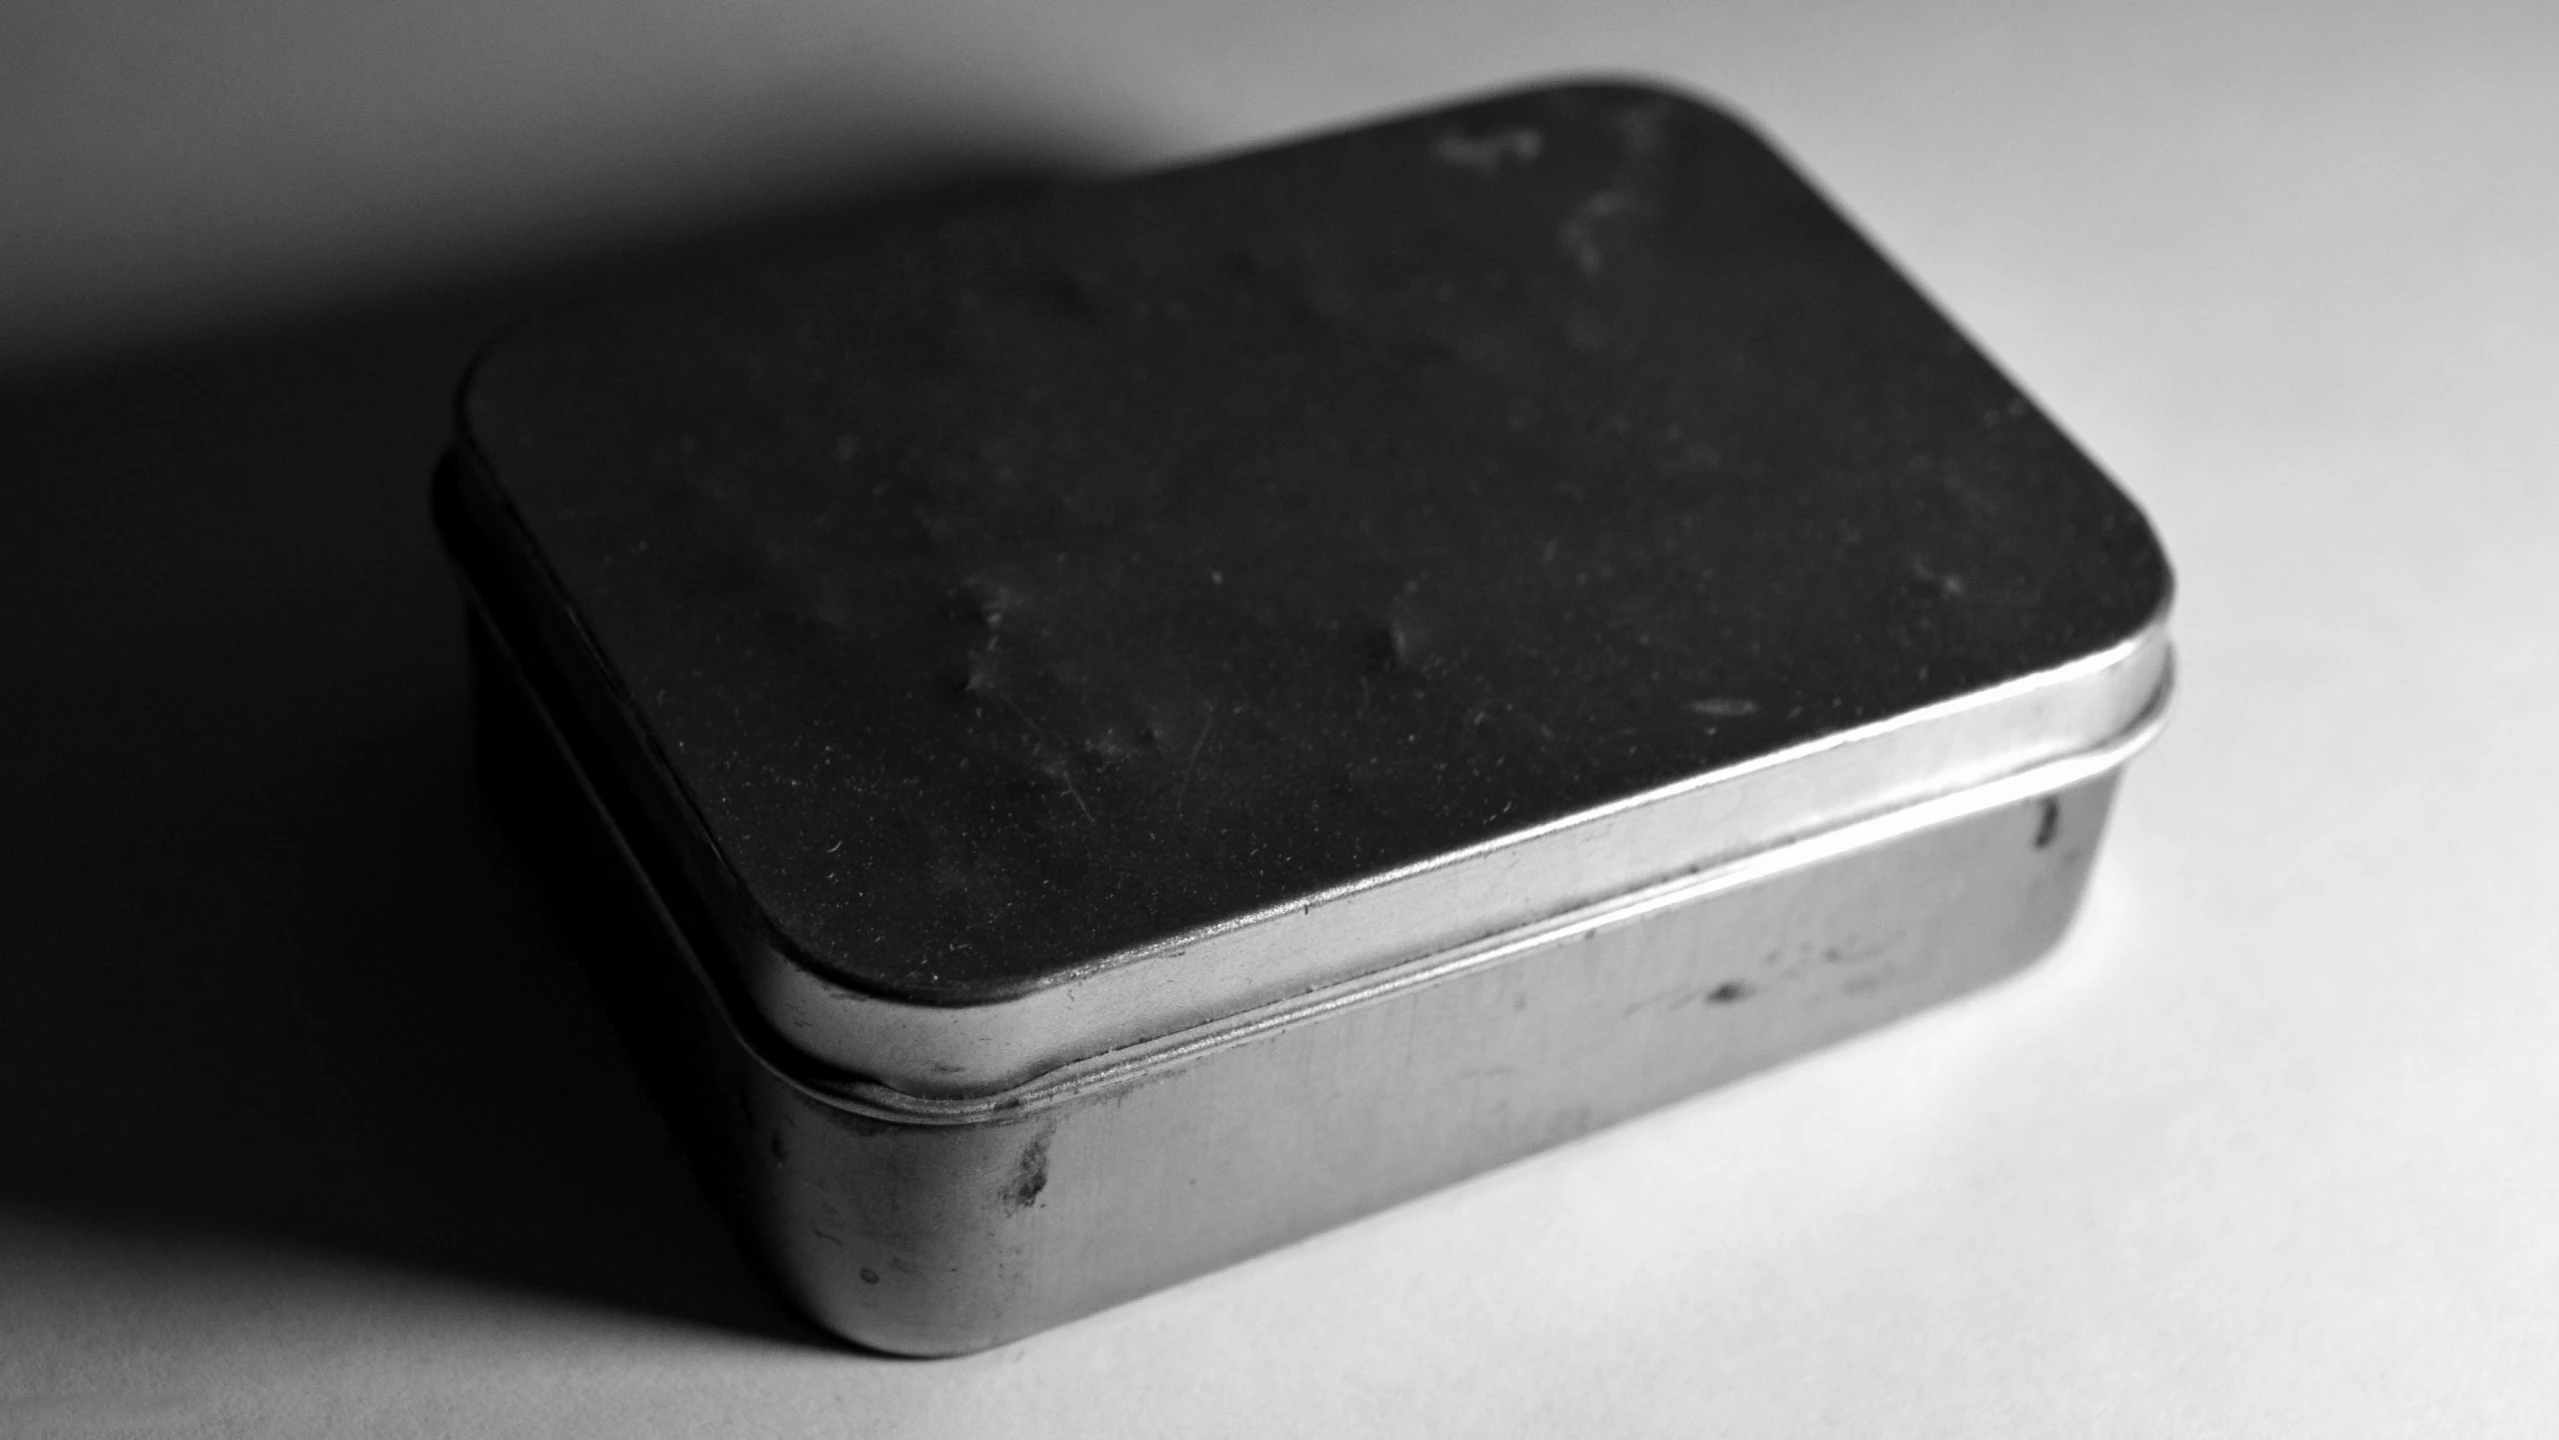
top-left (1527, 72), bottom-right (1715, 111)
top-left (1457, 73), bottom-right (1764, 149)
top-left (448, 298), bottom-right (611, 456)
top-left (751, 923), bottom-right (1054, 1016)
top-left (450, 319), bottom-right (529, 427)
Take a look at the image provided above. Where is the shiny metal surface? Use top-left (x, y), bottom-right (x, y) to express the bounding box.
top-left (756, 624), bottom-right (2167, 1100)
top-left (438, 79), bottom-right (2181, 1353)
top-left (471, 613), bottom-right (2150, 1352)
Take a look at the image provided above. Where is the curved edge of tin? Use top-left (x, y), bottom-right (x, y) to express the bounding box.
top-left (468, 548), bottom-right (2173, 1114)
top-left (844, 650), bottom-right (2176, 1124)
top-left (742, 616), bottom-right (2175, 1098)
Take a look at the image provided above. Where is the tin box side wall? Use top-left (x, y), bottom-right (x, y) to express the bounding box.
top-left (470, 618), bottom-right (833, 1319)
top-left (781, 778), bottom-right (2116, 1352)
top-left (476, 613), bottom-right (1122, 1344)
top-left (483, 608), bottom-right (2119, 1353)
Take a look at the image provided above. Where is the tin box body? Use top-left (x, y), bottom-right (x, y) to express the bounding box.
top-left (437, 81), bottom-right (2174, 1354)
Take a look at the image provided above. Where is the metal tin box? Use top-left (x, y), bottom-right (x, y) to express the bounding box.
top-left (436, 80), bottom-right (2173, 1354)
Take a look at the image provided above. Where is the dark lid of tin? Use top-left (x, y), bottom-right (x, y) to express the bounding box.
top-left (449, 80), bottom-right (2169, 1075)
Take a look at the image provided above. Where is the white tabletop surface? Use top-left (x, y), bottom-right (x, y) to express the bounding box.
top-left (4, 1), bottom-right (2555, 1434)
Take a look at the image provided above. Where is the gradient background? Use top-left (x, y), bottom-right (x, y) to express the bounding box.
top-left (4, 1), bottom-right (2556, 1434)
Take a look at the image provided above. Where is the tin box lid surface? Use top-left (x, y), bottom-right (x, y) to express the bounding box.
top-left (444, 80), bottom-right (2172, 1102)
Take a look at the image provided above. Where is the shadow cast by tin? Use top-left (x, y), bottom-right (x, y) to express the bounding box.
top-left (0, 155), bottom-right (1101, 1350)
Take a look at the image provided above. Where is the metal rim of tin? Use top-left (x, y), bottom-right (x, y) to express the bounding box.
top-left (462, 563), bottom-right (2172, 1124)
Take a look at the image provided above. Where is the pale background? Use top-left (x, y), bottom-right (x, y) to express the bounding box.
top-left (4, 1), bottom-right (2556, 1434)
